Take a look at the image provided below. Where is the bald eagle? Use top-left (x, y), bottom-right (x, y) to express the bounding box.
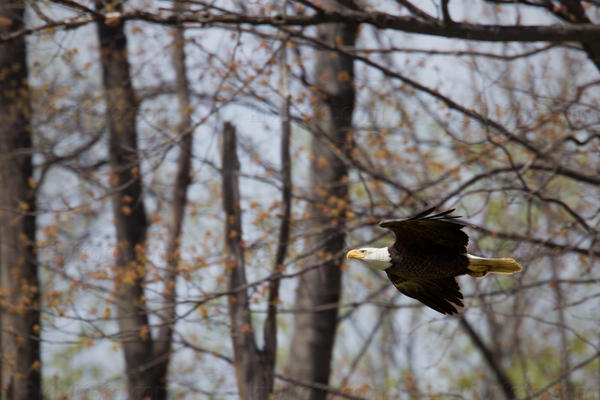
top-left (346, 208), bottom-right (522, 315)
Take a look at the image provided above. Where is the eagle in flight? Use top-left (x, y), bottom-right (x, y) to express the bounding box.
top-left (346, 208), bottom-right (522, 315)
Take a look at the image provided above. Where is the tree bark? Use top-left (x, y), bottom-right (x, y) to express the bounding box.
top-left (285, 1), bottom-right (358, 398)
top-left (95, 2), bottom-right (156, 397)
top-left (7, 7), bottom-right (600, 44)
top-left (220, 43), bottom-right (292, 394)
top-left (0, 2), bottom-right (42, 399)
top-left (221, 122), bottom-right (270, 399)
top-left (550, 259), bottom-right (574, 400)
top-left (555, 0), bottom-right (600, 71)
top-left (153, 9), bottom-right (194, 399)
top-left (263, 36), bottom-right (293, 395)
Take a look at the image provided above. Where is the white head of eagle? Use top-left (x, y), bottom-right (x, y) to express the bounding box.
top-left (346, 247), bottom-right (391, 271)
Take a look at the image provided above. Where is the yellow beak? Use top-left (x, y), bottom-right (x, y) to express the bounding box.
top-left (346, 249), bottom-right (364, 260)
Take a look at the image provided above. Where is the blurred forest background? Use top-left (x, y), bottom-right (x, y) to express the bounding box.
top-left (1, 0), bottom-right (599, 399)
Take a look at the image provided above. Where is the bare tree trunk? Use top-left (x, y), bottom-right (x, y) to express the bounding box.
top-left (285, 1), bottom-right (358, 398)
top-left (153, 10), bottom-right (194, 399)
top-left (551, 259), bottom-right (574, 400)
top-left (220, 85), bottom-right (292, 397)
top-left (0, 2), bottom-right (42, 399)
top-left (95, 2), bottom-right (156, 397)
top-left (220, 36), bottom-right (293, 396)
top-left (221, 122), bottom-right (270, 399)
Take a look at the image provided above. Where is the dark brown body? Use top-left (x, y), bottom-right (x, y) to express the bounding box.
top-left (379, 208), bottom-right (470, 314)
top-left (387, 246), bottom-right (470, 280)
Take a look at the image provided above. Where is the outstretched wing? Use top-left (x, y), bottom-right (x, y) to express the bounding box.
top-left (385, 271), bottom-right (464, 315)
top-left (379, 208), bottom-right (468, 253)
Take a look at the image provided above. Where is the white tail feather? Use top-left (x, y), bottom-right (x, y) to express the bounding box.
top-left (467, 254), bottom-right (522, 276)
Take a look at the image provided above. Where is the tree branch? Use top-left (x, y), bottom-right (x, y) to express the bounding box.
top-left (518, 350), bottom-right (600, 400)
top-left (263, 27), bottom-right (293, 393)
top-left (4, 6), bottom-right (600, 43)
top-left (460, 317), bottom-right (516, 399)
top-left (284, 28), bottom-right (596, 186)
top-left (154, 6), bottom-right (194, 392)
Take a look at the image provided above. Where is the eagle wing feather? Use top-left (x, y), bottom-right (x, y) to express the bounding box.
top-left (379, 207), bottom-right (468, 253)
top-left (385, 271), bottom-right (464, 315)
